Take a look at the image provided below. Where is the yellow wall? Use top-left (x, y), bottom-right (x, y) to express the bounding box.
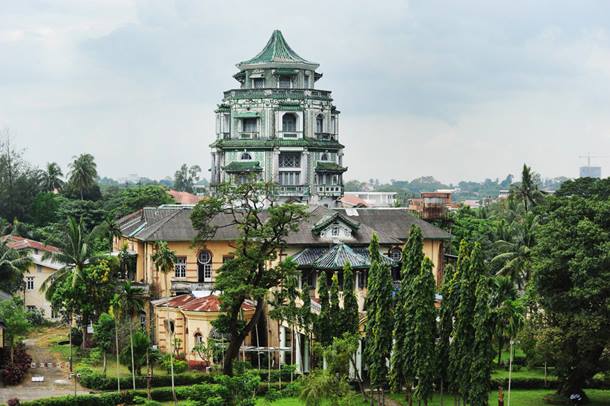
top-left (23, 263), bottom-right (59, 319)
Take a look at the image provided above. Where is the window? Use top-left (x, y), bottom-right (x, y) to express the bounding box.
top-left (282, 114), bottom-right (297, 132)
top-left (316, 115), bottom-right (324, 133)
top-left (279, 171), bottom-right (300, 186)
top-left (140, 312), bottom-right (147, 330)
top-left (27, 305), bottom-right (37, 312)
top-left (320, 152), bottom-right (328, 161)
top-left (194, 332), bottom-right (203, 344)
top-left (242, 118), bottom-right (257, 132)
top-left (303, 74), bottom-right (309, 88)
top-left (331, 225), bottom-right (340, 237)
top-left (175, 257), bottom-right (187, 278)
top-left (252, 78), bottom-right (265, 88)
top-left (198, 251), bottom-right (212, 283)
top-left (330, 116), bottom-right (336, 133)
top-left (36, 265), bottom-right (42, 273)
top-left (389, 248), bottom-right (402, 262)
top-left (279, 152), bottom-right (301, 168)
top-left (25, 276), bottom-right (34, 290)
top-left (279, 75), bottom-right (292, 88)
top-left (241, 152), bottom-right (252, 160)
top-left (357, 271), bottom-right (367, 289)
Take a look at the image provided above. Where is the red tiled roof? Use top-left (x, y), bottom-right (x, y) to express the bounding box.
top-left (163, 294), bottom-right (254, 313)
top-left (2, 235), bottom-right (60, 253)
top-left (168, 190), bottom-right (204, 205)
top-left (340, 195), bottom-right (368, 207)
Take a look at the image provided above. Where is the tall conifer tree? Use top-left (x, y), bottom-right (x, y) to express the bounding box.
top-left (436, 263), bottom-right (457, 405)
top-left (469, 273), bottom-right (495, 406)
top-left (413, 257), bottom-right (438, 406)
top-left (342, 262), bottom-right (360, 336)
top-left (315, 272), bottom-right (332, 347)
top-left (390, 226), bottom-right (424, 403)
top-left (329, 273), bottom-right (341, 339)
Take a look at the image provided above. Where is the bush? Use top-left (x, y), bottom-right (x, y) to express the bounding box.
top-left (7, 398), bottom-right (20, 406)
top-left (132, 396), bottom-right (162, 406)
top-left (1, 343), bottom-right (32, 385)
top-left (71, 328), bottom-right (83, 347)
top-left (161, 354), bottom-right (188, 374)
top-left (25, 308), bottom-right (48, 326)
top-left (76, 367), bottom-right (217, 390)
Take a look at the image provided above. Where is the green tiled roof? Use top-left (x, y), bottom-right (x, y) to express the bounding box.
top-left (315, 162), bottom-right (347, 173)
top-left (210, 138), bottom-right (344, 150)
top-left (223, 161), bottom-right (262, 173)
top-left (291, 244), bottom-right (396, 270)
top-left (233, 112), bottom-right (260, 118)
top-left (239, 30), bottom-right (313, 66)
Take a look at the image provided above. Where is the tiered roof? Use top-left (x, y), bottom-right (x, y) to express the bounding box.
top-left (237, 30), bottom-right (318, 70)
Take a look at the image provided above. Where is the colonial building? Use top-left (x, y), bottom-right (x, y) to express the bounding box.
top-left (2, 235), bottom-right (62, 319)
top-left (210, 30), bottom-right (346, 207)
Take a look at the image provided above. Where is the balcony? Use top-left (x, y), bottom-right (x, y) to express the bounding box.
top-left (314, 132), bottom-right (335, 141)
top-left (224, 88), bottom-right (332, 102)
top-left (239, 132), bottom-right (259, 139)
top-left (277, 185), bottom-right (309, 196)
top-left (315, 185), bottom-right (343, 197)
top-left (277, 131), bottom-right (302, 139)
top-left (171, 280), bottom-right (214, 294)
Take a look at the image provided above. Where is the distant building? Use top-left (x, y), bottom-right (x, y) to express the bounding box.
top-left (2, 236), bottom-right (63, 319)
top-left (169, 190), bottom-right (205, 205)
top-left (498, 189), bottom-right (510, 200)
top-left (579, 166), bottom-right (601, 179)
top-left (408, 191), bottom-right (452, 220)
top-left (343, 192), bottom-right (397, 207)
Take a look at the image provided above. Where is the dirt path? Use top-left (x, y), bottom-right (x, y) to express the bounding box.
top-left (0, 327), bottom-right (90, 404)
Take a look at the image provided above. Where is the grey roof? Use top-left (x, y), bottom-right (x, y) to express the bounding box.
top-left (117, 205), bottom-right (450, 244)
top-left (335, 208), bottom-right (451, 241)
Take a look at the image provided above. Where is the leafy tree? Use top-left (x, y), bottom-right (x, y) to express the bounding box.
top-left (93, 313), bottom-right (115, 376)
top-left (436, 263), bottom-right (456, 405)
top-left (532, 186), bottom-right (610, 399)
top-left (0, 238), bottom-right (32, 294)
top-left (469, 274), bottom-right (495, 406)
top-left (0, 297), bottom-right (31, 362)
top-left (191, 181), bottom-right (307, 375)
top-left (509, 164), bottom-right (543, 213)
top-left (173, 164), bottom-right (201, 193)
top-left (39, 162), bottom-right (64, 192)
top-left (341, 263), bottom-right (359, 336)
top-left (364, 233), bottom-right (393, 403)
top-left (67, 153), bottom-right (99, 200)
top-left (315, 273), bottom-right (332, 347)
top-left (390, 226), bottom-right (424, 403)
top-left (492, 276), bottom-right (523, 366)
top-left (413, 258), bottom-right (437, 406)
top-left (102, 185), bottom-right (173, 218)
top-left (30, 192), bottom-right (60, 226)
top-left (329, 274), bottom-right (341, 339)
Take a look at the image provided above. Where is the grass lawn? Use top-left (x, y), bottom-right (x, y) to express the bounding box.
top-left (256, 389), bottom-right (610, 406)
top-left (492, 365), bottom-right (554, 380)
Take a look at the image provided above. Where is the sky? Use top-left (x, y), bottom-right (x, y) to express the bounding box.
top-left (2, 0), bottom-right (610, 184)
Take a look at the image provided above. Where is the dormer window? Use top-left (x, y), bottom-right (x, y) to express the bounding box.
top-left (252, 78), bottom-right (265, 88)
top-left (331, 225), bottom-right (340, 237)
top-left (241, 152), bottom-right (252, 160)
top-left (279, 75), bottom-right (292, 88)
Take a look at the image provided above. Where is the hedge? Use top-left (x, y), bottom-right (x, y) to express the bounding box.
top-left (77, 367), bottom-right (294, 390)
top-left (490, 377), bottom-right (610, 390)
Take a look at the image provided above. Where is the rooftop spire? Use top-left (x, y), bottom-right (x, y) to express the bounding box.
top-left (238, 30), bottom-right (318, 69)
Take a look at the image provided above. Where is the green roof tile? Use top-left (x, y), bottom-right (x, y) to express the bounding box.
top-left (210, 138), bottom-right (344, 150)
top-left (223, 161), bottom-right (263, 173)
top-left (238, 30), bottom-right (316, 67)
top-left (315, 162), bottom-right (347, 173)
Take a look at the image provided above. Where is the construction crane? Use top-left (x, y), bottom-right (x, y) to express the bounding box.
top-left (579, 153), bottom-right (609, 167)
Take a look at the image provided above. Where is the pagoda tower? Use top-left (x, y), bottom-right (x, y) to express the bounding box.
top-left (210, 30), bottom-right (346, 206)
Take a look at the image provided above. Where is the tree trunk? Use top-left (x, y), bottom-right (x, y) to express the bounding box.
top-left (165, 275), bottom-right (177, 406)
top-left (102, 352), bottom-right (107, 376)
top-left (223, 298), bottom-right (265, 376)
top-left (115, 319), bottom-right (121, 393)
top-left (440, 379), bottom-right (444, 406)
top-left (129, 319), bottom-right (136, 390)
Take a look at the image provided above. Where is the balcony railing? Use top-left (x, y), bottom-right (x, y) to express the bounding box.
top-left (239, 132), bottom-right (259, 139)
top-left (224, 88), bottom-right (332, 101)
top-left (277, 185), bottom-right (309, 196)
top-left (315, 132), bottom-right (336, 141)
top-left (171, 280), bottom-right (214, 293)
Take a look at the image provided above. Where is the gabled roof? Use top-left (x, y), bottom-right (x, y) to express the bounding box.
top-left (2, 235), bottom-right (60, 253)
top-left (312, 212), bottom-right (360, 235)
top-left (238, 30), bottom-right (318, 69)
top-left (156, 294), bottom-right (254, 313)
top-left (291, 244), bottom-right (396, 270)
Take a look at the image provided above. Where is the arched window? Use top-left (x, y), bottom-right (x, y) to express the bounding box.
top-left (282, 113), bottom-right (297, 132)
top-left (241, 152), bottom-right (252, 160)
top-left (316, 115), bottom-right (324, 133)
top-left (194, 332), bottom-right (203, 344)
top-left (320, 152), bottom-right (328, 161)
top-left (198, 250), bottom-right (212, 283)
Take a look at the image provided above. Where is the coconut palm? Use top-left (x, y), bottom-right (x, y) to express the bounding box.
top-left (39, 162), bottom-right (64, 192)
top-left (491, 214), bottom-right (538, 290)
top-left (68, 153), bottom-right (98, 200)
top-left (40, 217), bottom-right (98, 368)
top-left (0, 238), bottom-right (32, 294)
top-left (120, 281), bottom-right (145, 390)
top-left (510, 164), bottom-right (543, 213)
top-left (151, 241), bottom-right (177, 405)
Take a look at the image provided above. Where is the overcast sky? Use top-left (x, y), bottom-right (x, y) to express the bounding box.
top-left (2, 0), bottom-right (610, 184)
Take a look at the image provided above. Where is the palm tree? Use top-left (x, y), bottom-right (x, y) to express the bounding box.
top-left (110, 293), bottom-right (122, 393)
top-left (510, 164), bottom-right (543, 213)
top-left (0, 238), bottom-right (32, 294)
top-left (40, 162), bottom-right (64, 192)
top-left (40, 217), bottom-right (97, 368)
top-left (151, 241), bottom-right (177, 405)
top-left (68, 153), bottom-right (98, 200)
top-left (491, 214), bottom-right (538, 290)
top-left (121, 281), bottom-right (145, 390)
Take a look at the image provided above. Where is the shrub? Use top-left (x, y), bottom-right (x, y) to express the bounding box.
top-left (1, 343), bottom-right (32, 385)
top-left (161, 354), bottom-right (188, 374)
top-left (25, 308), bottom-right (48, 326)
top-left (132, 396), bottom-right (162, 406)
top-left (7, 398), bottom-right (20, 406)
top-left (71, 328), bottom-right (83, 347)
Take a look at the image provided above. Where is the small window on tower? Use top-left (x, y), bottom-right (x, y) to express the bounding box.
top-left (252, 78), bottom-right (265, 88)
top-left (320, 153), bottom-right (328, 161)
top-left (241, 152), bottom-right (252, 160)
top-left (279, 75), bottom-right (292, 88)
